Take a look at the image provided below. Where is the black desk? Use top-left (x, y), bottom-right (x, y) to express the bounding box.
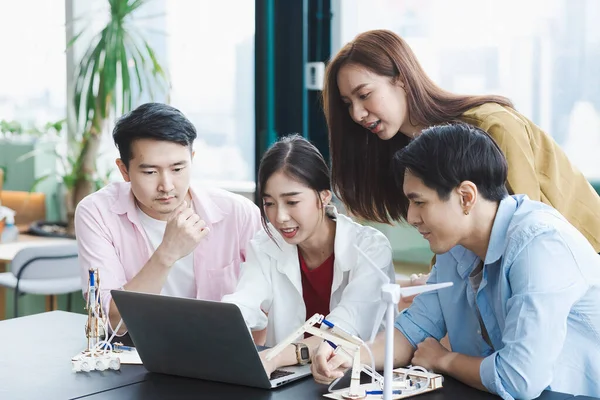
top-left (0, 311), bottom-right (591, 400)
top-left (0, 311), bottom-right (146, 400)
top-left (78, 372), bottom-right (575, 400)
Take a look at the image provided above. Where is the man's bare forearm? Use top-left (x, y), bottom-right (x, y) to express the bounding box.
top-left (360, 329), bottom-right (415, 370)
top-left (108, 249), bottom-right (173, 334)
top-left (123, 248), bottom-right (174, 293)
top-left (438, 352), bottom-right (487, 392)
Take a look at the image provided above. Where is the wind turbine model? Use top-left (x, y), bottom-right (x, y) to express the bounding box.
top-left (353, 244), bottom-right (453, 400)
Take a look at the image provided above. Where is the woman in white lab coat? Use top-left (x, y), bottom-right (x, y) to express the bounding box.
top-left (221, 134), bottom-right (395, 376)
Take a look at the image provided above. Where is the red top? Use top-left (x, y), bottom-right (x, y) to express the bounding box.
top-left (299, 251), bottom-right (335, 323)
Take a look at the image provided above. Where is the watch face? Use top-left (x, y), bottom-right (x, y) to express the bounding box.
top-left (300, 347), bottom-right (310, 360)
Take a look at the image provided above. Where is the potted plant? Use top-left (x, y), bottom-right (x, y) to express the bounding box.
top-left (16, 119), bottom-right (112, 237)
top-left (66, 0), bottom-right (169, 233)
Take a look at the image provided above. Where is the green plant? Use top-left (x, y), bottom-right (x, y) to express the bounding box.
top-left (0, 120), bottom-right (23, 136)
top-left (28, 145), bottom-right (111, 196)
top-left (0, 119), bottom-right (65, 139)
top-left (68, 0), bottom-right (168, 215)
top-left (17, 120), bottom-right (112, 195)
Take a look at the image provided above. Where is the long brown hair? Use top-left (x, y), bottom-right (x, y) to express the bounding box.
top-left (323, 29), bottom-right (513, 224)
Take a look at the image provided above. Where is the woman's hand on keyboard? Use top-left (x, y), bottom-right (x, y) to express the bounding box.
top-left (259, 349), bottom-right (277, 377)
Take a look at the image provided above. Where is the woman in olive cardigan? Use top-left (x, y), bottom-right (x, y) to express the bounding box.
top-left (323, 29), bottom-right (600, 254)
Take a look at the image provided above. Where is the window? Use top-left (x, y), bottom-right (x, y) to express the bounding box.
top-left (165, 0), bottom-right (256, 187)
top-left (68, 0), bottom-right (256, 192)
top-left (334, 0), bottom-right (600, 180)
top-left (0, 1), bottom-right (66, 128)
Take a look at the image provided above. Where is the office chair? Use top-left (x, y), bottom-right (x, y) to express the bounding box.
top-left (0, 243), bottom-right (80, 317)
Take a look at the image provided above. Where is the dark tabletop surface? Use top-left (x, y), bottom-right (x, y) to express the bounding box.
top-left (78, 362), bottom-right (576, 400)
top-left (0, 311), bottom-right (147, 400)
top-left (0, 311), bottom-right (592, 400)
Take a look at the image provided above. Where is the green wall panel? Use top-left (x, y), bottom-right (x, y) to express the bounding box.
top-left (0, 139), bottom-right (61, 221)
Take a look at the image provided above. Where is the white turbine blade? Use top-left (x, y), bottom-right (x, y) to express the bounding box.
top-left (353, 244), bottom-right (392, 283)
top-left (369, 302), bottom-right (387, 344)
top-left (399, 281), bottom-right (453, 297)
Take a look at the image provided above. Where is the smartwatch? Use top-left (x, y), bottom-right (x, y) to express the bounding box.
top-left (292, 342), bottom-right (310, 365)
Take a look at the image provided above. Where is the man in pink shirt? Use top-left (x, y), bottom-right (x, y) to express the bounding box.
top-left (75, 103), bottom-right (261, 334)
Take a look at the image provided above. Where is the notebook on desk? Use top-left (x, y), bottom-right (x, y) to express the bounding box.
top-left (111, 290), bottom-right (312, 389)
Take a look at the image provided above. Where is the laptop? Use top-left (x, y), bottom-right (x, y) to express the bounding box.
top-left (111, 290), bottom-right (312, 389)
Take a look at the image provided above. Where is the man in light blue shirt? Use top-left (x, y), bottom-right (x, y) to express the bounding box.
top-left (311, 123), bottom-right (600, 399)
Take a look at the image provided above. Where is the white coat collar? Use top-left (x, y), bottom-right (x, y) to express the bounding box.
top-left (255, 205), bottom-right (358, 294)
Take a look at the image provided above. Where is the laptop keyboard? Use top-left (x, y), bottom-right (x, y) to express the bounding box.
top-left (270, 369), bottom-right (295, 380)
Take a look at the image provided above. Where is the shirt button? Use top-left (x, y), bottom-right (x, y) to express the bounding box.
top-left (477, 329), bottom-right (481, 335)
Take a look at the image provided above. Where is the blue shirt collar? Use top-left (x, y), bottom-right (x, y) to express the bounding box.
top-left (450, 195), bottom-right (519, 278)
top-left (450, 246), bottom-right (478, 279)
top-left (485, 195), bottom-right (519, 265)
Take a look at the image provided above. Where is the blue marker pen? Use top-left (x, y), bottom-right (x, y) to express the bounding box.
top-left (321, 319), bottom-right (335, 329)
top-left (88, 270), bottom-right (96, 306)
top-left (365, 390), bottom-right (402, 395)
top-left (321, 318), bottom-right (362, 345)
top-left (116, 345), bottom-right (134, 351)
top-left (321, 320), bottom-right (338, 349)
top-left (89, 270), bottom-right (95, 287)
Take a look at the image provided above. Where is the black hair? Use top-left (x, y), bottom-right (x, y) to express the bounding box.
top-left (392, 123), bottom-right (509, 208)
top-left (257, 134), bottom-right (331, 240)
top-left (112, 102), bottom-right (197, 167)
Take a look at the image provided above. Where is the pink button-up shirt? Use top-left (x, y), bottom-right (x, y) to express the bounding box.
top-left (74, 181), bottom-right (261, 320)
